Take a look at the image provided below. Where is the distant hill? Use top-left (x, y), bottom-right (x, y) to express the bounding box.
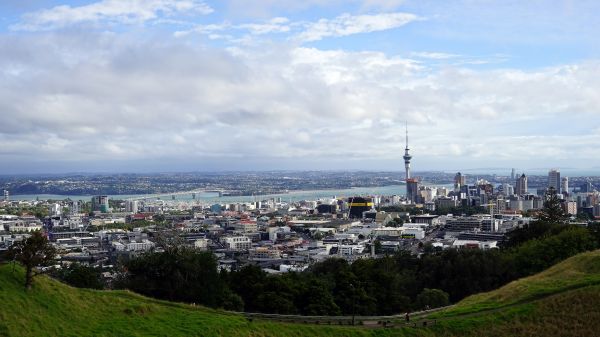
top-left (1, 250), bottom-right (600, 337)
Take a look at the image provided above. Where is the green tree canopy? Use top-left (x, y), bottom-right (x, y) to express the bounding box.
top-left (7, 231), bottom-right (57, 289)
top-left (538, 187), bottom-right (567, 224)
top-left (415, 288), bottom-right (449, 309)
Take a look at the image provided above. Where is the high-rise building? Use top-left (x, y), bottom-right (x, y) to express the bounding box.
top-left (49, 203), bottom-right (61, 217)
top-left (561, 177), bottom-right (569, 195)
top-left (91, 195), bottom-right (109, 213)
top-left (68, 200), bottom-right (81, 215)
top-left (3, 190), bottom-right (8, 201)
top-left (454, 172), bottom-right (466, 191)
top-left (502, 183), bottom-right (515, 196)
top-left (125, 200), bottom-right (139, 213)
top-left (511, 168), bottom-right (515, 180)
top-left (515, 173), bottom-right (528, 195)
top-left (403, 122), bottom-right (412, 181)
top-left (581, 181), bottom-right (594, 193)
top-left (548, 169), bottom-right (561, 193)
top-left (406, 178), bottom-right (419, 204)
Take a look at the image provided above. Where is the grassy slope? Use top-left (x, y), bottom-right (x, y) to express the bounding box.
top-left (431, 249), bottom-right (600, 318)
top-left (0, 263), bottom-right (414, 337)
top-left (1, 250), bottom-right (600, 337)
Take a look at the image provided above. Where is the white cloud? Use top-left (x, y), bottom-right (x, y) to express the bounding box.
top-left (411, 51), bottom-right (461, 59)
top-left (296, 12), bottom-right (420, 42)
top-left (1, 31), bottom-right (600, 171)
top-left (11, 0), bottom-right (213, 31)
top-left (238, 17), bottom-right (291, 34)
top-left (174, 12), bottom-right (419, 43)
top-left (174, 22), bottom-right (230, 37)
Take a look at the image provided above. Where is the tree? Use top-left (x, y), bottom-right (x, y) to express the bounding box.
top-left (7, 231), bottom-right (57, 289)
top-left (119, 247), bottom-right (225, 308)
top-left (415, 288), bottom-right (449, 309)
top-left (57, 264), bottom-right (103, 289)
top-left (312, 231), bottom-right (324, 240)
top-left (391, 218), bottom-right (404, 227)
top-left (299, 279), bottom-right (341, 315)
top-left (538, 187), bottom-right (567, 224)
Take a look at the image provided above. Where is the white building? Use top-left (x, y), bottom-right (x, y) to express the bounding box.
top-left (372, 227), bottom-right (403, 237)
top-left (112, 239), bottom-right (155, 252)
top-left (452, 240), bottom-right (498, 250)
top-left (7, 221), bottom-right (42, 233)
top-left (222, 236), bottom-right (252, 250)
top-left (194, 238), bottom-right (210, 251)
top-left (125, 200), bottom-right (139, 213)
top-left (49, 203), bottom-right (62, 217)
top-left (399, 226), bottom-right (425, 240)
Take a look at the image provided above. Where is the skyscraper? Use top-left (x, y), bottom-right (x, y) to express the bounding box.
top-left (454, 172), bottom-right (466, 191)
top-left (406, 178), bottom-right (419, 204)
top-left (403, 122), bottom-right (412, 181)
top-left (3, 190), bottom-right (8, 201)
top-left (516, 173), bottom-right (528, 195)
top-left (91, 195), bottom-right (109, 213)
top-left (548, 169), bottom-right (561, 193)
top-left (511, 168), bottom-right (515, 180)
top-left (561, 177), bottom-right (569, 195)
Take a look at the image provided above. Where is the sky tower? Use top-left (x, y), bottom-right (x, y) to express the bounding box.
top-left (403, 122), bottom-right (412, 181)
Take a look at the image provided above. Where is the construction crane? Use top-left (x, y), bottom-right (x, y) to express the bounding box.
top-left (481, 202), bottom-right (497, 217)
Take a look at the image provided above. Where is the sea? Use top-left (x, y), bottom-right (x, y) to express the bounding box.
top-left (11, 184), bottom-right (419, 204)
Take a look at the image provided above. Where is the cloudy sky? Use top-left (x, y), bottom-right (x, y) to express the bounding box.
top-left (1, 0), bottom-right (600, 174)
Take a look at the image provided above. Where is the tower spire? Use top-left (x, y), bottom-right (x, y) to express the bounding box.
top-left (403, 121), bottom-right (412, 181)
top-left (405, 121), bottom-right (409, 150)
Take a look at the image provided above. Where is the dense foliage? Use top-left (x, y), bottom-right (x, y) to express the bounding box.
top-left (54, 264), bottom-right (104, 290)
top-left (116, 246), bottom-right (243, 311)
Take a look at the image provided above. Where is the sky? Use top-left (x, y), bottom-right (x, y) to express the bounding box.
top-left (1, 0), bottom-right (600, 174)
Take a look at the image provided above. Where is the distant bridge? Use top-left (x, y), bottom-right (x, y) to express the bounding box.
top-left (125, 189), bottom-right (227, 201)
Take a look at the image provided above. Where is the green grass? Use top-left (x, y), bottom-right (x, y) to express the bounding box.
top-left (431, 249), bottom-right (600, 318)
top-left (1, 250), bottom-right (600, 337)
top-left (0, 263), bottom-right (417, 337)
top-left (423, 285), bottom-right (600, 337)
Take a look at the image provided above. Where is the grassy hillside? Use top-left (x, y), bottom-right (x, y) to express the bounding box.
top-left (0, 263), bottom-right (408, 337)
top-left (1, 250), bottom-right (600, 337)
top-left (431, 249), bottom-right (600, 318)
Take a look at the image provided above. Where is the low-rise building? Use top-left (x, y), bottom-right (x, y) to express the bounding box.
top-left (249, 247), bottom-right (281, 259)
top-left (222, 236), bottom-right (252, 251)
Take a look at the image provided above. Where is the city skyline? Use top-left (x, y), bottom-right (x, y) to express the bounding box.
top-left (2, 1), bottom-right (600, 173)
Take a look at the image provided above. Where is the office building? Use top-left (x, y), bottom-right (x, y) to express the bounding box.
top-left (125, 200), bottom-right (138, 213)
top-left (406, 179), bottom-right (419, 204)
top-left (454, 172), bottom-right (466, 191)
top-left (515, 174), bottom-right (528, 196)
top-left (548, 169), bottom-right (561, 193)
top-left (91, 195), bottom-right (109, 213)
top-left (561, 177), bottom-right (569, 195)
